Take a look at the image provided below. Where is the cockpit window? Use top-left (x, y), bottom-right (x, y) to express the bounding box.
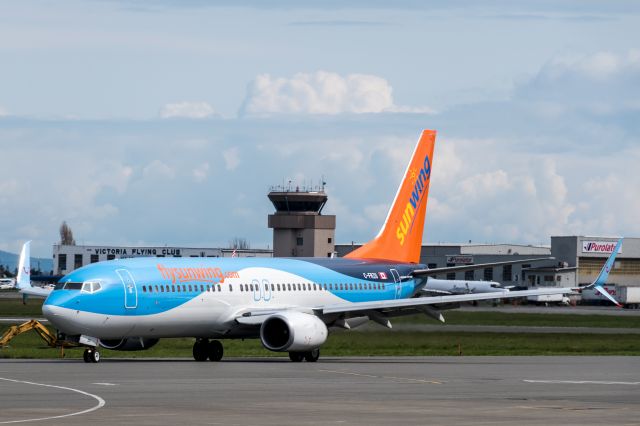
top-left (80, 281), bottom-right (103, 294)
top-left (63, 282), bottom-right (83, 290)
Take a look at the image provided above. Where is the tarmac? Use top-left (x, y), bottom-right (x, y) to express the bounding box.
top-left (1, 356), bottom-right (639, 425)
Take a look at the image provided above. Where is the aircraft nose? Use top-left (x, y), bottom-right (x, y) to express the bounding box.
top-left (42, 303), bottom-right (78, 334)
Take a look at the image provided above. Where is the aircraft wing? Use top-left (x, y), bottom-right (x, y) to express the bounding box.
top-left (410, 257), bottom-right (554, 278)
top-left (236, 287), bottom-right (574, 324)
top-left (316, 287), bottom-right (572, 316)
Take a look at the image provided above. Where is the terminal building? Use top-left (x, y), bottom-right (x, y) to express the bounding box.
top-left (53, 245), bottom-right (272, 275)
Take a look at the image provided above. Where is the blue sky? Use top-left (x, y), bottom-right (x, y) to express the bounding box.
top-left (1, 1), bottom-right (639, 257)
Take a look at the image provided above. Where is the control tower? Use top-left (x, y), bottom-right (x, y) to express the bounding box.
top-left (267, 185), bottom-right (336, 258)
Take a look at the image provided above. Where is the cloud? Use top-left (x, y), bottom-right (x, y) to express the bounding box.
top-left (192, 163), bottom-right (210, 182)
top-left (222, 147), bottom-right (240, 170)
top-left (159, 101), bottom-right (217, 119)
top-left (240, 71), bottom-right (433, 116)
top-left (142, 160), bottom-right (176, 180)
top-left (516, 49), bottom-right (640, 114)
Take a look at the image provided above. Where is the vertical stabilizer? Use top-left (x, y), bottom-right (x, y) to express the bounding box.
top-left (590, 238), bottom-right (623, 307)
top-left (16, 241), bottom-right (31, 290)
top-left (346, 130), bottom-right (436, 263)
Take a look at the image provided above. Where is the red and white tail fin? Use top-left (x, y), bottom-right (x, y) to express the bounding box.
top-left (346, 130), bottom-right (436, 263)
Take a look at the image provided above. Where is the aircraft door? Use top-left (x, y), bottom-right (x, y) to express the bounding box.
top-left (252, 279), bottom-right (261, 302)
top-left (390, 269), bottom-right (401, 299)
top-left (116, 269), bottom-right (138, 309)
top-left (263, 279), bottom-right (272, 301)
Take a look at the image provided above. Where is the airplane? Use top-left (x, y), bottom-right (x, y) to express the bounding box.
top-left (580, 237), bottom-right (624, 307)
top-left (421, 278), bottom-right (510, 296)
top-left (40, 129), bottom-right (574, 363)
top-left (15, 241), bottom-right (52, 298)
top-left (0, 278), bottom-right (16, 290)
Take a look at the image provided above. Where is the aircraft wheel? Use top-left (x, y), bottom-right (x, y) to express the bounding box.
top-left (83, 349), bottom-right (91, 363)
top-left (207, 340), bottom-right (224, 362)
top-left (303, 348), bottom-right (320, 362)
top-left (193, 340), bottom-right (208, 361)
top-left (88, 349), bottom-right (100, 363)
top-left (288, 352), bottom-right (304, 362)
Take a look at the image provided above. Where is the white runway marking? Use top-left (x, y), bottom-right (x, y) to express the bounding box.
top-left (92, 382), bottom-right (118, 386)
top-left (0, 377), bottom-right (106, 424)
top-left (319, 369), bottom-right (442, 384)
top-left (524, 379), bottom-right (640, 386)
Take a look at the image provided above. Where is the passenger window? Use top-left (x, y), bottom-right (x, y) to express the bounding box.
top-left (229, 284), bottom-right (233, 292)
top-left (161, 286), bottom-right (165, 293)
top-left (142, 285), bottom-right (146, 293)
top-left (277, 284), bottom-right (281, 291)
top-left (217, 285), bottom-right (221, 292)
top-left (200, 285), bottom-right (204, 292)
top-left (297, 283), bottom-right (301, 291)
top-left (171, 285), bottom-right (175, 292)
top-left (177, 285), bottom-right (181, 293)
top-left (165, 285), bottom-right (170, 292)
top-left (188, 285), bottom-right (192, 292)
top-left (271, 284), bottom-right (275, 291)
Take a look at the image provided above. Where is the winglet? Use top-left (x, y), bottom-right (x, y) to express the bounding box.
top-left (585, 238), bottom-right (623, 308)
top-left (346, 130), bottom-right (436, 263)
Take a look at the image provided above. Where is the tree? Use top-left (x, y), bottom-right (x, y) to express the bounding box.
top-left (60, 221), bottom-right (76, 245)
top-left (229, 237), bottom-right (250, 250)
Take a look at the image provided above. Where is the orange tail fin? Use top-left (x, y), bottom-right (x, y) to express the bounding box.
top-left (345, 129), bottom-right (436, 263)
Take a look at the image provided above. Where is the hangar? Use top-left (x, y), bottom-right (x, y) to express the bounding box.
top-left (336, 236), bottom-right (640, 290)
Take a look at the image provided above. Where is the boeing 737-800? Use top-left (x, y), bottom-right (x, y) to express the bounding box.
top-left (38, 130), bottom-right (573, 363)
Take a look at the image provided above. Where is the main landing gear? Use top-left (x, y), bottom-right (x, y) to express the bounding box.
top-left (289, 348), bottom-right (320, 363)
top-left (193, 339), bottom-right (224, 362)
top-left (83, 347), bottom-right (101, 363)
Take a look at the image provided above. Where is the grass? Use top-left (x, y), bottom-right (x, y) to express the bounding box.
top-left (2, 324), bottom-right (640, 359)
top-left (395, 311), bottom-right (640, 328)
top-left (0, 296), bottom-right (43, 317)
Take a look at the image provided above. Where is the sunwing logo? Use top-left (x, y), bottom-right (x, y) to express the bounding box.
top-left (157, 264), bottom-right (239, 284)
top-left (395, 153), bottom-right (431, 246)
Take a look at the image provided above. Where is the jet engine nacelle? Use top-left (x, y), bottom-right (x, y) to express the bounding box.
top-left (99, 337), bottom-right (159, 351)
top-left (260, 311), bottom-right (328, 352)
